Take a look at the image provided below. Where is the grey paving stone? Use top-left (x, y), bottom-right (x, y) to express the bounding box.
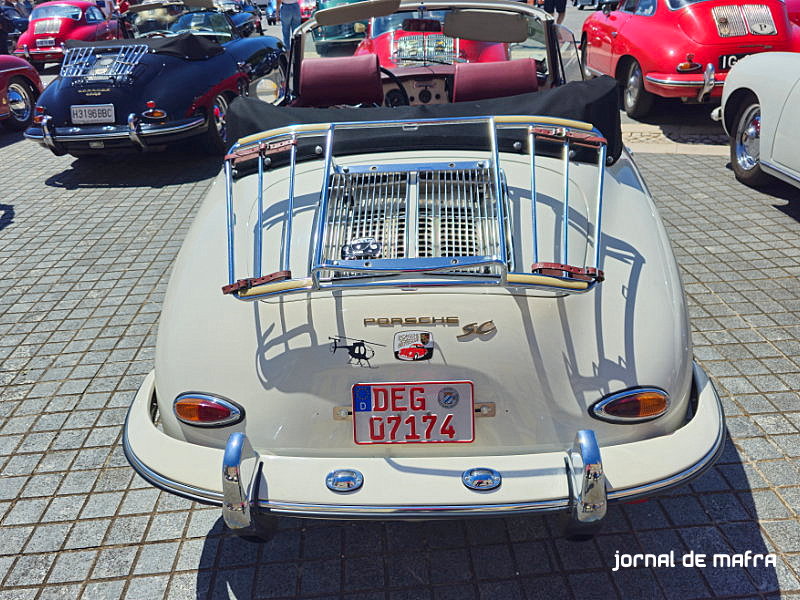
top-left (47, 549), bottom-right (97, 583)
top-left (133, 541), bottom-right (180, 575)
top-left (91, 546), bottom-right (138, 579)
top-left (4, 552), bottom-right (56, 586)
top-left (124, 574), bottom-right (170, 600)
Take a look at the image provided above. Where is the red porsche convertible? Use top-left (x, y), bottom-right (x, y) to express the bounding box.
top-left (14, 0), bottom-right (124, 70)
top-left (581, 0), bottom-right (800, 117)
top-left (0, 55), bottom-right (43, 131)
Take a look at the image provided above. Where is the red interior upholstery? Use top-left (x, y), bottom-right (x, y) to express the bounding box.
top-left (297, 54), bottom-right (384, 107)
top-left (452, 59), bottom-right (539, 103)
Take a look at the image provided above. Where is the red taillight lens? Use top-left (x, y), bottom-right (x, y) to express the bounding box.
top-left (173, 395), bottom-right (242, 426)
top-left (591, 388), bottom-right (669, 423)
top-left (146, 100), bottom-right (156, 109)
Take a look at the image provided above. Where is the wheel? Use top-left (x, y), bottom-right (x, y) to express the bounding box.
top-left (621, 59), bottom-right (654, 119)
top-left (2, 77), bottom-right (37, 131)
top-left (730, 100), bottom-right (773, 187)
top-left (198, 93), bottom-right (230, 155)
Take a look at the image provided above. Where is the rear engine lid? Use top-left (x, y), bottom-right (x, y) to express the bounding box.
top-left (677, 2), bottom-right (789, 44)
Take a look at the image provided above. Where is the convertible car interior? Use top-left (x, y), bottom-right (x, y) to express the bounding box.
top-left (279, 2), bottom-right (556, 109)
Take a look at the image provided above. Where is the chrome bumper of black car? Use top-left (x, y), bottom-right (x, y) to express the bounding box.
top-left (25, 114), bottom-right (207, 152)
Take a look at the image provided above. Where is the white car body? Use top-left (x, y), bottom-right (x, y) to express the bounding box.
top-left (123, 0), bottom-right (725, 540)
top-left (716, 51), bottom-right (800, 188)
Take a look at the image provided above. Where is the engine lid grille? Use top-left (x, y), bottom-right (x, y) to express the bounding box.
top-left (34, 19), bottom-right (61, 35)
top-left (712, 4), bottom-right (776, 37)
top-left (60, 44), bottom-right (149, 82)
top-left (319, 164), bottom-right (506, 278)
top-left (393, 34), bottom-right (458, 66)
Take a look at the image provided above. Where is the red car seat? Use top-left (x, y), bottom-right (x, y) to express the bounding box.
top-left (296, 54), bottom-right (384, 107)
top-left (452, 58), bottom-right (539, 102)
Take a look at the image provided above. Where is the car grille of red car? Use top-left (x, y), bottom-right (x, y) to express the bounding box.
top-left (393, 34), bottom-right (458, 66)
top-left (34, 18), bottom-right (62, 34)
top-left (712, 4), bottom-right (776, 37)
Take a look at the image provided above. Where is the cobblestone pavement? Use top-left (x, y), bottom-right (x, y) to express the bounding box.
top-left (0, 131), bottom-right (799, 600)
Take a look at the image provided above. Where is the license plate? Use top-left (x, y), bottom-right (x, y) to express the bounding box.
top-left (352, 381), bottom-right (474, 444)
top-left (37, 37), bottom-right (55, 47)
top-left (71, 104), bottom-right (115, 125)
top-left (719, 53), bottom-right (750, 70)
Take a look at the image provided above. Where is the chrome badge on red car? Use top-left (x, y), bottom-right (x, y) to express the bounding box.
top-left (393, 330), bottom-right (434, 361)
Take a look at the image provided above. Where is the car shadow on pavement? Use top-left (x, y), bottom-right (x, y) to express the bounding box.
top-left (43, 147), bottom-right (222, 190)
top-left (192, 435), bottom-right (784, 599)
top-left (0, 130), bottom-right (25, 150)
top-left (0, 203), bottom-right (14, 232)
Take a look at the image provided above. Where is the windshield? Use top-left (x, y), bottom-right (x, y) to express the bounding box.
top-left (30, 4), bottom-right (82, 20)
top-left (131, 8), bottom-right (234, 41)
top-left (667, 0), bottom-right (713, 8)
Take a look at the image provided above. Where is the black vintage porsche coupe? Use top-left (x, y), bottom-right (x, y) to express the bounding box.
top-left (25, 1), bottom-right (285, 157)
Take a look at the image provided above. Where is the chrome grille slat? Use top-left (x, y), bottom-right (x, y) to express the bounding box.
top-left (319, 166), bottom-right (503, 277)
top-left (34, 19), bottom-right (61, 34)
top-left (712, 5), bottom-right (748, 37)
top-left (743, 4), bottom-right (776, 35)
top-left (394, 34), bottom-right (457, 66)
top-left (60, 45), bottom-right (149, 81)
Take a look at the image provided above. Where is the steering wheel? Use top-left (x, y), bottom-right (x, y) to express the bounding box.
top-left (379, 66), bottom-right (410, 107)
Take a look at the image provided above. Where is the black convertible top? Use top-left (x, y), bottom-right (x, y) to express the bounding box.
top-left (65, 32), bottom-right (224, 60)
top-left (227, 76), bottom-right (623, 167)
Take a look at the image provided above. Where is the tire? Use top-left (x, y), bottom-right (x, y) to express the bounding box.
top-left (1, 77), bottom-right (37, 131)
top-left (729, 100), bottom-right (773, 188)
top-left (621, 59), bottom-right (654, 119)
top-left (197, 93), bottom-right (231, 155)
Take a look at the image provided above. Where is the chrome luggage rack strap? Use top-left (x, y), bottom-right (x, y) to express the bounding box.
top-left (221, 115), bottom-right (607, 300)
top-left (60, 44), bottom-right (149, 82)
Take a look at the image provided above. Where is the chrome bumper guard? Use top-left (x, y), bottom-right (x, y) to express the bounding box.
top-left (221, 428), bottom-right (608, 535)
top-left (25, 116), bottom-right (206, 148)
top-left (124, 365), bottom-right (725, 530)
top-left (698, 63), bottom-right (716, 102)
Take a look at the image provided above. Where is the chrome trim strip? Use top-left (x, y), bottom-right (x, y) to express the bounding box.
top-left (24, 117), bottom-right (205, 142)
top-left (122, 416), bottom-right (224, 506)
top-left (761, 159), bottom-right (800, 185)
top-left (644, 75), bottom-right (724, 88)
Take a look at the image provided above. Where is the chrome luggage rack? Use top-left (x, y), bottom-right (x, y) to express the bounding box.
top-left (60, 44), bottom-right (149, 83)
top-left (221, 115), bottom-right (607, 301)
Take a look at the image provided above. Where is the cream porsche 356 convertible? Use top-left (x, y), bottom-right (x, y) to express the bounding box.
top-left (123, 0), bottom-right (725, 540)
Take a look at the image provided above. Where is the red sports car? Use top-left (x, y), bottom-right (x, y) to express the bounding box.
top-left (581, 0), bottom-right (800, 117)
top-left (300, 0), bottom-right (316, 21)
top-left (0, 55), bottom-right (44, 131)
top-left (14, 0), bottom-right (124, 70)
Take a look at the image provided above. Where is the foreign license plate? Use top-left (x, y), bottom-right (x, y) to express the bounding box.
top-left (719, 53), bottom-right (750, 70)
top-left (37, 37), bottom-right (55, 47)
top-left (352, 381), bottom-right (474, 445)
top-left (70, 104), bottom-right (115, 125)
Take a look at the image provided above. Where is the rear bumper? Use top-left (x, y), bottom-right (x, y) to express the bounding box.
top-left (14, 47), bottom-right (64, 62)
top-left (24, 114), bottom-right (207, 154)
top-left (124, 363), bottom-right (725, 526)
top-left (645, 66), bottom-right (726, 100)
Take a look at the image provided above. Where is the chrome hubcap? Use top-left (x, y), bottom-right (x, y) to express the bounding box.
top-left (7, 83), bottom-right (32, 122)
top-left (211, 94), bottom-right (229, 140)
top-left (735, 105), bottom-right (761, 172)
top-left (625, 64), bottom-right (641, 109)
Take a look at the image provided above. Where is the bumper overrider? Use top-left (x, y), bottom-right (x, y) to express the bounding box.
top-left (645, 64), bottom-right (725, 101)
top-left (24, 114), bottom-right (207, 154)
top-left (123, 364), bottom-right (725, 536)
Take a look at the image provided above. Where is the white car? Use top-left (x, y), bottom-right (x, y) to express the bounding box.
top-left (713, 51), bottom-right (800, 189)
top-left (123, 0), bottom-right (725, 542)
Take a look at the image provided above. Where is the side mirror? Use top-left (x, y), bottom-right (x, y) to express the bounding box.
top-left (600, 1), bottom-right (615, 14)
top-left (353, 22), bottom-right (366, 33)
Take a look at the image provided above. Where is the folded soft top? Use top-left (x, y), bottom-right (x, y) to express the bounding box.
top-left (227, 75), bottom-right (623, 165)
top-left (65, 32), bottom-right (224, 60)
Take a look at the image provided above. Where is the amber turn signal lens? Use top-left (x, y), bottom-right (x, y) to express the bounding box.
top-left (591, 388), bottom-right (669, 423)
top-left (173, 394), bottom-right (242, 426)
top-left (676, 61), bottom-right (702, 73)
